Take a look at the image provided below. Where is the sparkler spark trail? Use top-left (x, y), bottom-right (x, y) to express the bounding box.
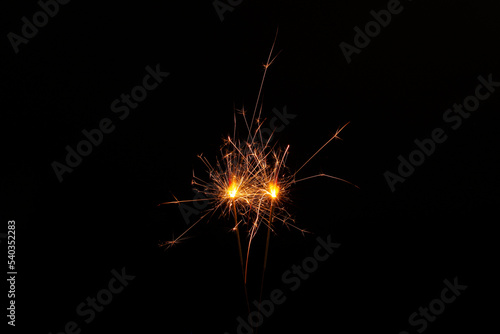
top-left (158, 31), bottom-right (358, 319)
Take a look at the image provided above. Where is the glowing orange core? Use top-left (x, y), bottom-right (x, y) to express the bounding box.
top-left (228, 180), bottom-right (238, 198)
top-left (269, 183), bottom-right (279, 198)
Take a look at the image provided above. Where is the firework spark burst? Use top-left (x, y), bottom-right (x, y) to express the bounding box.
top-left (158, 31), bottom-right (358, 312)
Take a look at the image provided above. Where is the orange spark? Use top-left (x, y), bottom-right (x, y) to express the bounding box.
top-left (228, 179), bottom-right (239, 198)
top-left (268, 183), bottom-right (279, 199)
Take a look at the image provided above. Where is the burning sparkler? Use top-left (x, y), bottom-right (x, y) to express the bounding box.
top-left (158, 30), bottom-right (358, 320)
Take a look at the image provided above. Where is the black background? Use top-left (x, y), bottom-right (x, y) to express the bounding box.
top-left (1, 0), bottom-right (499, 333)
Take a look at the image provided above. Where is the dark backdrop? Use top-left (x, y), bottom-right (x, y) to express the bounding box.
top-left (2, 0), bottom-right (498, 333)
